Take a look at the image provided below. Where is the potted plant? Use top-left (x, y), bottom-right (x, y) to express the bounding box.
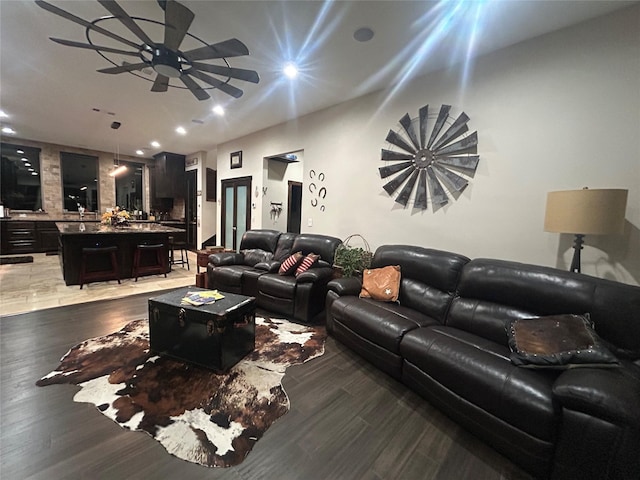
top-left (333, 234), bottom-right (372, 278)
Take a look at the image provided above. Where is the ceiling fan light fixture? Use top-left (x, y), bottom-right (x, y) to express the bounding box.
top-left (152, 47), bottom-right (182, 78)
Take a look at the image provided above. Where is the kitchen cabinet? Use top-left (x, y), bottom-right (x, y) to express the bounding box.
top-left (0, 220), bottom-right (61, 254)
top-left (152, 152), bottom-right (186, 199)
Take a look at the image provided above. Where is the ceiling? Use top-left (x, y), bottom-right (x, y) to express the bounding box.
top-left (0, 0), bottom-right (635, 159)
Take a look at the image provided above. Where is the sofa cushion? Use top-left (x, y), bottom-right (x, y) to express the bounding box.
top-left (239, 229), bottom-right (281, 253)
top-left (295, 253), bottom-right (320, 276)
top-left (278, 252), bottom-right (303, 275)
top-left (506, 314), bottom-right (619, 369)
top-left (330, 296), bottom-right (439, 354)
top-left (273, 232), bottom-right (298, 261)
top-left (258, 273), bottom-right (297, 297)
top-left (290, 233), bottom-right (342, 264)
top-left (211, 265), bottom-right (254, 288)
top-left (400, 325), bottom-right (560, 441)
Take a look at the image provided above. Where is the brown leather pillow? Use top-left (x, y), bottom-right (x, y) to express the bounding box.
top-left (506, 314), bottom-right (619, 368)
top-left (359, 265), bottom-right (401, 302)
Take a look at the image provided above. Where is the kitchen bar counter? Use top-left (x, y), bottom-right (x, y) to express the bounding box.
top-left (56, 222), bottom-right (184, 234)
top-left (57, 222), bottom-right (186, 286)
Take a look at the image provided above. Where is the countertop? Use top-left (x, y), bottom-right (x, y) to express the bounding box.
top-left (56, 222), bottom-right (186, 234)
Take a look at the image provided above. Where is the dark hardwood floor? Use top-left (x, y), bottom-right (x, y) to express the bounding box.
top-left (1, 292), bottom-right (532, 480)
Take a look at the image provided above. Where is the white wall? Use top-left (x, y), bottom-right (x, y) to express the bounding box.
top-left (262, 154), bottom-right (304, 230)
top-left (212, 6), bottom-right (640, 285)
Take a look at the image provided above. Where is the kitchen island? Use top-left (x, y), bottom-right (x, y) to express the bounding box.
top-left (56, 222), bottom-right (186, 286)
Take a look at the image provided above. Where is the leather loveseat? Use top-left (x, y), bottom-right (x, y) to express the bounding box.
top-left (326, 244), bottom-right (640, 479)
top-left (208, 229), bottom-right (342, 324)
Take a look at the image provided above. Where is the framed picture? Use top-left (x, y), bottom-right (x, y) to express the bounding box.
top-left (230, 151), bottom-right (242, 169)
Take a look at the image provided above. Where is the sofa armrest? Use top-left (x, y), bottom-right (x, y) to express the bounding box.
top-left (553, 363), bottom-right (640, 428)
top-left (255, 260), bottom-right (282, 273)
top-left (327, 277), bottom-right (362, 296)
top-left (296, 267), bottom-right (334, 284)
top-left (210, 252), bottom-right (243, 266)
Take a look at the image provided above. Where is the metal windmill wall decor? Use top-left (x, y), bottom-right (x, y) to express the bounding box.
top-left (380, 104), bottom-right (479, 211)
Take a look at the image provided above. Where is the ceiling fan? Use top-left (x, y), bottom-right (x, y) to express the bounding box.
top-left (35, 0), bottom-right (260, 100)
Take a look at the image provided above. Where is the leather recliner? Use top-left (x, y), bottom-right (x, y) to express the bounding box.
top-left (326, 245), bottom-right (640, 480)
top-left (208, 230), bottom-right (342, 324)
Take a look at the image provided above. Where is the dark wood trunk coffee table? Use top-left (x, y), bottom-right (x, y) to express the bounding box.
top-left (148, 287), bottom-right (256, 371)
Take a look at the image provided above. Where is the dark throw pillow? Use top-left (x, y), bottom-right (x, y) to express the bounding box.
top-left (242, 249), bottom-right (274, 267)
top-left (278, 252), bottom-right (303, 275)
top-left (506, 313), bottom-right (619, 369)
top-left (295, 253), bottom-right (320, 276)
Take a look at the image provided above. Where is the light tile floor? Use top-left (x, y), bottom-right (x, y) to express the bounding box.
top-left (0, 251), bottom-right (199, 316)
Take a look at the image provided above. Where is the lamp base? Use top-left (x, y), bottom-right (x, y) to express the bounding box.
top-left (569, 234), bottom-right (585, 273)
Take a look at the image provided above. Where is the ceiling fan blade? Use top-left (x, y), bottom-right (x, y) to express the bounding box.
top-left (179, 74), bottom-right (210, 101)
top-left (49, 38), bottom-right (139, 56)
top-left (35, 0), bottom-right (140, 50)
top-left (414, 170), bottom-right (428, 210)
top-left (427, 166), bottom-right (449, 207)
top-left (98, 62), bottom-right (149, 74)
top-left (188, 70), bottom-right (243, 98)
top-left (432, 112), bottom-right (470, 151)
top-left (395, 170), bottom-right (420, 207)
top-left (164, 0), bottom-right (195, 51)
top-left (191, 62), bottom-right (259, 83)
top-left (183, 38), bottom-right (250, 61)
top-left (427, 104), bottom-right (451, 149)
top-left (399, 113), bottom-right (420, 151)
top-left (383, 167), bottom-right (414, 195)
top-left (97, 0), bottom-right (154, 47)
top-left (418, 105), bottom-right (428, 149)
top-left (435, 131), bottom-right (478, 156)
top-left (379, 161), bottom-right (413, 179)
top-left (151, 74), bottom-right (170, 92)
top-left (385, 130), bottom-right (416, 155)
top-left (381, 149), bottom-right (413, 161)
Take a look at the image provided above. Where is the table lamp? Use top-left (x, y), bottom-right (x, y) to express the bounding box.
top-left (544, 188), bottom-right (628, 273)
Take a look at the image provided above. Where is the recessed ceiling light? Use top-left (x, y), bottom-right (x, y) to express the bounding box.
top-left (176, 126), bottom-right (187, 135)
top-left (150, 141), bottom-right (160, 148)
top-left (283, 63), bottom-right (298, 79)
top-left (353, 27), bottom-right (374, 42)
top-left (2, 127), bottom-right (16, 134)
top-left (136, 149), bottom-right (144, 155)
top-left (0, 110), bottom-right (8, 118)
top-left (212, 105), bottom-right (225, 116)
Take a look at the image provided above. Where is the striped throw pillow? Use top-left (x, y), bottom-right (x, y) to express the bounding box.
top-left (295, 253), bottom-right (320, 276)
top-left (278, 252), bottom-right (303, 275)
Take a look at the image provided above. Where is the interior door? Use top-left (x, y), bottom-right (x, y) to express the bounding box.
top-left (186, 169), bottom-right (197, 249)
top-left (221, 176), bottom-right (252, 251)
top-left (287, 181), bottom-right (302, 233)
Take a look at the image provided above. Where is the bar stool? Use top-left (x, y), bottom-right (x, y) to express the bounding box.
top-left (79, 246), bottom-right (120, 289)
top-left (132, 243), bottom-right (168, 281)
top-left (168, 236), bottom-right (190, 270)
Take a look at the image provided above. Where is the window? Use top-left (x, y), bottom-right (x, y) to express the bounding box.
top-left (0, 142), bottom-right (42, 211)
top-left (115, 161), bottom-right (144, 212)
top-left (61, 152), bottom-right (98, 212)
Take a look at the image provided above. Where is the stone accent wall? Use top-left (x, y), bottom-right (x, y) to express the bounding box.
top-left (6, 137), bottom-right (152, 220)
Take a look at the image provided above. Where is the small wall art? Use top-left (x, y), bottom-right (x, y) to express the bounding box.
top-left (230, 151), bottom-right (243, 169)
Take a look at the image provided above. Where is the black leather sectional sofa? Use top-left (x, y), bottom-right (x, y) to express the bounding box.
top-left (207, 229), bottom-right (341, 324)
top-left (326, 245), bottom-right (640, 479)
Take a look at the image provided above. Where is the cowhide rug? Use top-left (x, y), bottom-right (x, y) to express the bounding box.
top-left (36, 316), bottom-right (326, 467)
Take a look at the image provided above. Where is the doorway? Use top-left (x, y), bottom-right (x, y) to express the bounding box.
top-left (186, 170), bottom-right (197, 249)
top-left (287, 181), bottom-right (302, 233)
top-left (221, 176), bottom-right (252, 251)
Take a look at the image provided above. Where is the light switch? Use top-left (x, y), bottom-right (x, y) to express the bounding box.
top-left (308, 218), bottom-right (313, 227)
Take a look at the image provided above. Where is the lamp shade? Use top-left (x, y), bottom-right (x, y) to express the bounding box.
top-left (544, 189), bottom-right (628, 235)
